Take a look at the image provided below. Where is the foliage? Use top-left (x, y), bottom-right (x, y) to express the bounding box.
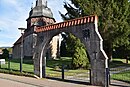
top-left (0, 47), bottom-right (12, 54)
top-left (2, 48), bottom-right (9, 59)
top-left (66, 33), bottom-right (89, 69)
top-left (113, 45), bottom-right (130, 58)
top-left (60, 0), bottom-right (130, 59)
top-left (60, 33), bottom-right (68, 57)
top-left (72, 45), bottom-right (89, 69)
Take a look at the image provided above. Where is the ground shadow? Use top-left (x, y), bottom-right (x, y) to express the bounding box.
top-left (110, 80), bottom-right (130, 87)
top-left (46, 77), bottom-right (90, 85)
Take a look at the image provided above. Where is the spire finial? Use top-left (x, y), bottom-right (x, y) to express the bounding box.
top-left (31, 2), bottom-right (33, 9)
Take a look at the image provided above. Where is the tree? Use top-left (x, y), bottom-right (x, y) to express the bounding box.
top-left (66, 33), bottom-right (89, 69)
top-left (60, 33), bottom-right (68, 57)
top-left (60, 0), bottom-right (130, 59)
top-left (113, 1), bottom-right (130, 61)
top-left (2, 48), bottom-right (9, 60)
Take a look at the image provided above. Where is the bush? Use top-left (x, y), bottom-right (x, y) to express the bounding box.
top-left (72, 44), bottom-right (89, 69)
top-left (66, 33), bottom-right (90, 69)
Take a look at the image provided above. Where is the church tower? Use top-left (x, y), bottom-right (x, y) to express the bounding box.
top-left (26, 0), bottom-right (55, 29)
top-left (23, 0), bottom-right (56, 58)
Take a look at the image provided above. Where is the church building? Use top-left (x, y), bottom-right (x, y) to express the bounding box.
top-left (13, 0), bottom-right (60, 59)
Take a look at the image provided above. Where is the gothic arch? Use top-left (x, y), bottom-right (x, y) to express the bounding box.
top-left (33, 15), bottom-right (108, 86)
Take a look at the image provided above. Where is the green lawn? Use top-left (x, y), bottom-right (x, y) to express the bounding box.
top-left (110, 58), bottom-right (130, 83)
top-left (111, 71), bottom-right (130, 83)
top-left (0, 57), bottom-right (89, 78)
top-left (46, 57), bottom-right (71, 68)
top-left (0, 57), bottom-right (129, 83)
top-left (0, 59), bottom-right (34, 73)
top-left (46, 57), bottom-right (89, 78)
top-left (109, 58), bottom-right (130, 68)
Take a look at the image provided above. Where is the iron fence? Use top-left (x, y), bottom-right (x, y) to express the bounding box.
top-left (46, 64), bottom-right (91, 84)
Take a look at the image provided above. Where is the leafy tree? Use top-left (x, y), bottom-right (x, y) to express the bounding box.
top-left (66, 33), bottom-right (89, 69)
top-left (2, 48), bottom-right (9, 59)
top-left (113, 44), bottom-right (130, 58)
top-left (60, 33), bottom-right (68, 57)
top-left (60, 0), bottom-right (130, 59)
top-left (113, 1), bottom-right (130, 60)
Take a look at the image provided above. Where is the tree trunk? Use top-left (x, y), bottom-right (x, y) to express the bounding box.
top-left (107, 49), bottom-right (113, 61)
top-left (103, 41), bottom-right (113, 61)
top-left (125, 56), bottom-right (129, 64)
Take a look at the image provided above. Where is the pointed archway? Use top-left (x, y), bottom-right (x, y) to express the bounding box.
top-left (33, 15), bottom-right (109, 86)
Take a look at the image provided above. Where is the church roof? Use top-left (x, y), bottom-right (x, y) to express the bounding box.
top-left (29, 0), bottom-right (53, 18)
top-left (13, 36), bottom-right (22, 45)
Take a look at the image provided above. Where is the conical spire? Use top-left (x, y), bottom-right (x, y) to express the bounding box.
top-left (29, 0), bottom-right (53, 18)
top-left (36, 0), bottom-right (47, 7)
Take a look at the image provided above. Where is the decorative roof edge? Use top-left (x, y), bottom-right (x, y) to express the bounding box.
top-left (35, 15), bottom-right (98, 33)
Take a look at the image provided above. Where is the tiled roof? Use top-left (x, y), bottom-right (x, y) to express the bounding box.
top-left (36, 15), bottom-right (97, 33)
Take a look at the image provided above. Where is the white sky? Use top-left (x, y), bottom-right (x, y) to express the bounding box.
top-left (0, 0), bottom-right (69, 47)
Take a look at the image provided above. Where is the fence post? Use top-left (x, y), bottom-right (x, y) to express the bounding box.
top-left (43, 57), bottom-right (46, 78)
top-left (8, 58), bottom-right (10, 71)
top-left (106, 68), bottom-right (110, 87)
top-left (62, 64), bottom-right (64, 80)
top-left (0, 62), bottom-right (1, 69)
top-left (89, 69), bottom-right (91, 84)
top-left (109, 68), bottom-right (111, 85)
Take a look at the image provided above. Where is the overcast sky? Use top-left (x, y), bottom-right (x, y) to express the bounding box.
top-left (0, 0), bottom-right (69, 47)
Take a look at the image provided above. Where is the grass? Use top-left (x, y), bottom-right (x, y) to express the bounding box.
top-left (0, 59), bottom-right (34, 74)
top-left (0, 57), bottom-right (90, 79)
top-left (109, 58), bottom-right (130, 68)
top-left (46, 57), bottom-right (89, 78)
top-left (1, 57), bottom-right (129, 83)
top-left (110, 58), bottom-right (130, 83)
top-left (113, 58), bottom-right (130, 63)
top-left (111, 71), bottom-right (130, 83)
top-left (46, 57), bottom-right (71, 68)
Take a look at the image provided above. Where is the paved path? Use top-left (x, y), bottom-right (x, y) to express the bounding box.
top-left (111, 80), bottom-right (130, 87)
top-left (0, 73), bottom-right (96, 87)
top-left (0, 78), bottom-right (36, 87)
top-left (0, 73), bottom-right (129, 87)
top-left (110, 66), bottom-right (130, 74)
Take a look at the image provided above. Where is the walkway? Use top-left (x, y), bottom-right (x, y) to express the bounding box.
top-left (0, 73), bottom-right (129, 87)
top-left (0, 73), bottom-right (96, 87)
top-left (110, 66), bottom-right (130, 74)
top-left (0, 78), bottom-right (36, 87)
top-left (111, 80), bottom-right (130, 87)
